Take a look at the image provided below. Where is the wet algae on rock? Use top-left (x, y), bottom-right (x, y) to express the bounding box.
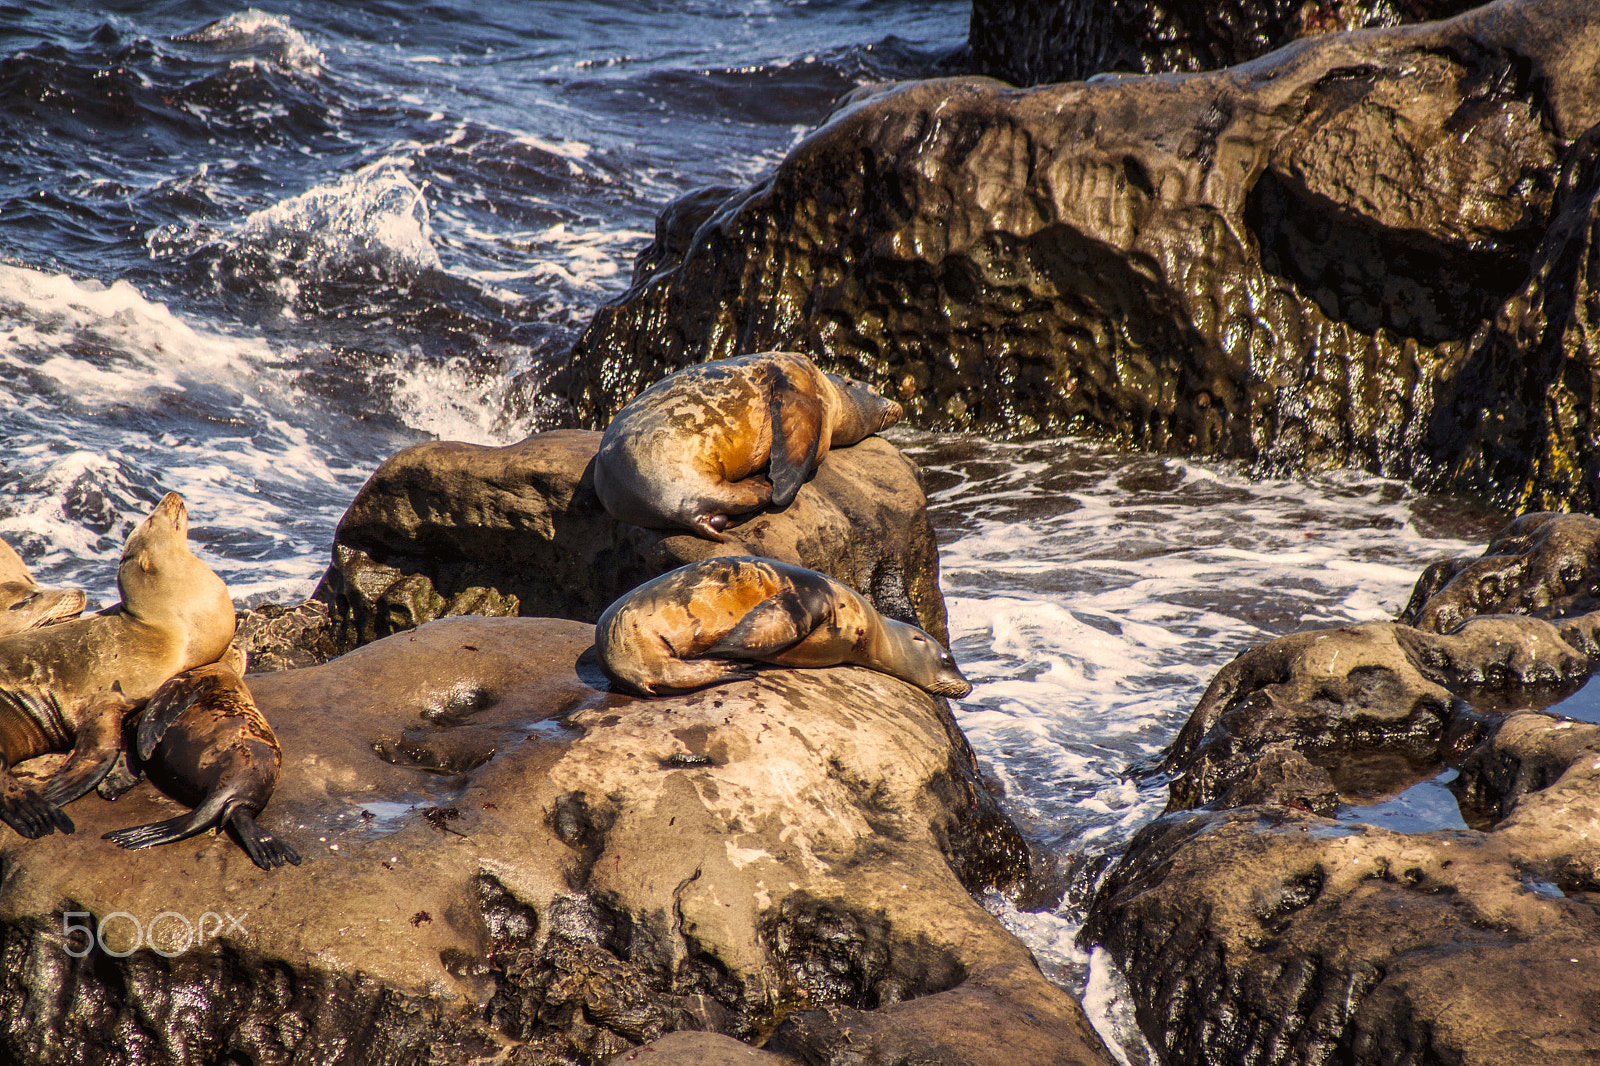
top-left (0, 617), bottom-right (1111, 1066)
top-left (564, 0), bottom-right (1600, 510)
top-left (1085, 513), bottom-right (1600, 1064)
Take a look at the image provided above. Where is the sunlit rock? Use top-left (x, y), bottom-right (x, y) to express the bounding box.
top-left (319, 429), bottom-right (948, 654)
top-left (563, 0), bottom-right (1600, 506)
top-left (1085, 509), bottom-right (1600, 1064)
top-left (0, 617), bottom-right (1105, 1066)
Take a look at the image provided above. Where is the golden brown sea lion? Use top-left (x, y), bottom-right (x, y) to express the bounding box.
top-left (0, 536), bottom-right (86, 638)
top-left (0, 493), bottom-right (236, 838)
top-left (596, 556), bottom-right (972, 697)
top-left (593, 351), bottom-right (903, 541)
top-left (103, 645), bottom-right (300, 870)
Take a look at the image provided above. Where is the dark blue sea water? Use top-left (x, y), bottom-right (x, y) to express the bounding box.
top-left (0, 3), bottom-right (1508, 1056)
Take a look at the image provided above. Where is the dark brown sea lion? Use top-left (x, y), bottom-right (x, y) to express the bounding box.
top-left (0, 493), bottom-right (236, 838)
top-left (104, 645), bottom-right (300, 870)
top-left (0, 536), bottom-right (86, 638)
top-left (596, 556), bottom-right (972, 697)
top-left (593, 351), bottom-right (903, 541)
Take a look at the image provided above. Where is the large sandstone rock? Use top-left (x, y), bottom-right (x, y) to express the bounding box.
top-left (1083, 511), bottom-right (1600, 1063)
top-left (319, 429), bottom-right (949, 653)
top-left (963, 0), bottom-right (1480, 86)
top-left (562, 0), bottom-right (1600, 507)
top-left (0, 617), bottom-right (1108, 1066)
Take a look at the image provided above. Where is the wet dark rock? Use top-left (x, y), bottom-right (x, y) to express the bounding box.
top-left (234, 598), bottom-right (340, 672)
top-left (1426, 127), bottom-right (1600, 511)
top-left (1400, 511), bottom-right (1600, 634)
top-left (1086, 511), bottom-right (1600, 1064)
top-left (563, 0), bottom-right (1600, 505)
top-left (1087, 708), bottom-right (1600, 1066)
top-left (0, 617), bottom-right (1100, 1066)
top-left (320, 428), bottom-right (948, 653)
top-left (963, 0), bottom-right (1481, 87)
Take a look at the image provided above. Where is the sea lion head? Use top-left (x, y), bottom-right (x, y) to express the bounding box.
top-left (215, 643), bottom-right (248, 678)
top-left (825, 373), bottom-right (903, 446)
top-left (875, 618), bottom-right (973, 698)
top-left (117, 493), bottom-right (235, 658)
top-left (0, 537), bottom-right (86, 634)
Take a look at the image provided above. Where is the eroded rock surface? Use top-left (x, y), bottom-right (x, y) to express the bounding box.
top-left (1086, 510), bottom-right (1600, 1063)
top-left (0, 617), bottom-right (1105, 1066)
top-left (1088, 709), bottom-right (1600, 1065)
top-left (963, 0), bottom-right (1481, 86)
top-left (321, 429), bottom-right (948, 653)
top-left (564, 0), bottom-right (1600, 506)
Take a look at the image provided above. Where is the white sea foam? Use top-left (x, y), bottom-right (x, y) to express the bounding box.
top-left (904, 432), bottom-right (1493, 1027)
top-left (0, 264), bottom-right (364, 604)
top-left (240, 163), bottom-right (442, 279)
top-left (177, 9), bottom-right (324, 73)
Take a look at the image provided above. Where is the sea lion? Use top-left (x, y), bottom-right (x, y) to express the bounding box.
top-left (0, 493), bottom-right (236, 838)
top-left (104, 645), bottom-right (300, 870)
top-left (596, 556), bottom-right (972, 697)
top-left (594, 351), bottom-right (903, 541)
top-left (0, 536), bottom-right (87, 638)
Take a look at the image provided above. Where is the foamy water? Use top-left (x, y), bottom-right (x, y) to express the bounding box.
top-left (889, 432), bottom-right (1498, 1012)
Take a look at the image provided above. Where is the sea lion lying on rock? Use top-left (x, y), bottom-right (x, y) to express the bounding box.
top-left (0, 536), bottom-right (86, 638)
top-left (597, 556), bottom-right (972, 697)
top-left (594, 351), bottom-right (903, 540)
top-left (0, 493), bottom-right (236, 838)
top-left (104, 645), bottom-right (300, 870)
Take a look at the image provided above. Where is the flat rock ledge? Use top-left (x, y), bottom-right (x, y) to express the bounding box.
top-left (303, 429), bottom-right (948, 658)
top-left (0, 617), bottom-right (1111, 1066)
top-left (562, 0), bottom-right (1600, 510)
top-left (1083, 512), bottom-right (1600, 1064)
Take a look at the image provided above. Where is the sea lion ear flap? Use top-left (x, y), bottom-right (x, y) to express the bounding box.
top-left (704, 584), bottom-right (834, 660)
top-left (769, 369), bottom-right (824, 509)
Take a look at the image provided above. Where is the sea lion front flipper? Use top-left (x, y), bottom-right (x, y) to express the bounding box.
top-left (230, 808), bottom-right (302, 870)
top-left (768, 369), bottom-right (824, 509)
top-left (41, 691), bottom-right (137, 807)
top-left (136, 674), bottom-right (219, 761)
top-left (704, 585), bottom-right (834, 660)
top-left (96, 750), bottom-right (144, 800)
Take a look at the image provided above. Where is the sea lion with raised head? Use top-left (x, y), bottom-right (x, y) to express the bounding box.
top-left (594, 351), bottom-right (903, 541)
top-left (0, 493), bottom-right (236, 838)
top-left (596, 556), bottom-right (972, 697)
top-left (104, 645), bottom-right (300, 870)
top-left (0, 536), bottom-right (86, 638)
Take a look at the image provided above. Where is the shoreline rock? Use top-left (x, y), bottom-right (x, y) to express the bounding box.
top-left (1083, 511), bottom-right (1600, 1063)
top-left (561, 0), bottom-right (1600, 509)
top-left (316, 429), bottom-right (949, 655)
top-left (0, 617), bottom-right (1108, 1066)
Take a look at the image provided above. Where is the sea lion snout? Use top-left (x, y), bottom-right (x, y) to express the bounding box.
top-left (154, 492), bottom-right (188, 532)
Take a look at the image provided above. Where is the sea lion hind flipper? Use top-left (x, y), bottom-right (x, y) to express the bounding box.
top-left (231, 808), bottom-right (302, 870)
top-left (41, 691), bottom-right (137, 807)
top-left (0, 773), bottom-right (72, 838)
top-left (704, 583), bottom-right (835, 660)
top-left (103, 789), bottom-right (229, 851)
top-left (768, 369), bottom-right (824, 509)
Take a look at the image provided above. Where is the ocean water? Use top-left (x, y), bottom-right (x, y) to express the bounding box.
top-left (0, 1), bottom-right (1505, 1057)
